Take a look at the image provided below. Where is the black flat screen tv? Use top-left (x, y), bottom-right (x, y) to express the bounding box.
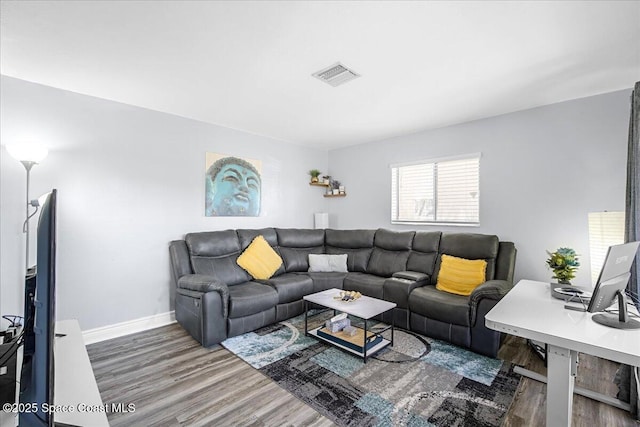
top-left (19, 189), bottom-right (57, 427)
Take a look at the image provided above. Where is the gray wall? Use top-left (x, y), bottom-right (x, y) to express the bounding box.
top-left (1, 75), bottom-right (631, 331)
top-left (327, 90), bottom-right (631, 286)
top-left (0, 76), bottom-right (328, 330)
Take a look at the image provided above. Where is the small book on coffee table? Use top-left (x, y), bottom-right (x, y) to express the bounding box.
top-left (316, 326), bottom-right (383, 353)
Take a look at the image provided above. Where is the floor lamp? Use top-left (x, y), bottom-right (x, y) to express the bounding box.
top-left (6, 143), bottom-right (49, 272)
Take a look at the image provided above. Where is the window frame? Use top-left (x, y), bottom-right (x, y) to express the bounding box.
top-left (390, 153), bottom-right (481, 227)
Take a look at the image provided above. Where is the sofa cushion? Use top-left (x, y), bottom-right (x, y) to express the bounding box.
top-left (185, 231), bottom-right (249, 286)
top-left (276, 229), bottom-right (325, 272)
top-left (263, 273), bottom-right (314, 304)
top-left (374, 229), bottom-right (415, 250)
top-left (436, 255), bottom-right (487, 296)
top-left (325, 246), bottom-right (372, 272)
top-left (409, 285), bottom-right (470, 327)
top-left (237, 228), bottom-right (279, 249)
top-left (276, 228), bottom-right (325, 247)
top-left (306, 272), bottom-right (347, 293)
top-left (325, 229), bottom-right (375, 248)
top-left (406, 231), bottom-right (441, 275)
top-left (227, 282), bottom-right (279, 318)
top-left (279, 247), bottom-right (324, 272)
top-left (325, 229), bottom-right (375, 272)
top-left (435, 233), bottom-right (499, 284)
top-left (186, 230), bottom-right (241, 257)
top-left (366, 248), bottom-right (410, 277)
top-left (343, 272), bottom-right (386, 299)
top-left (237, 228), bottom-right (285, 277)
top-left (308, 254), bottom-right (348, 272)
top-left (236, 235), bottom-right (283, 280)
top-left (366, 229), bottom-right (414, 276)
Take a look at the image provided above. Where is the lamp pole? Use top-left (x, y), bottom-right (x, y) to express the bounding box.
top-left (21, 160), bottom-right (36, 272)
top-left (5, 142), bottom-right (48, 273)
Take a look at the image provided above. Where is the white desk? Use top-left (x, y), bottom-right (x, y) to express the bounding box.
top-left (485, 280), bottom-right (640, 426)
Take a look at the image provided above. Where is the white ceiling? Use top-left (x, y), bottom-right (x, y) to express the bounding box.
top-left (1, 1), bottom-right (639, 150)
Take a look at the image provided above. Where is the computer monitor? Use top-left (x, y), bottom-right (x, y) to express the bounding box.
top-left (587, 241), bottom-right (640, 330)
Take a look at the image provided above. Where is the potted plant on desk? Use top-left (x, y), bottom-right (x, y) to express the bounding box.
top-left (546, 247), bottom-right (580, 284)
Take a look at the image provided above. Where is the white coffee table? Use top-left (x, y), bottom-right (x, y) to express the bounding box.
top-left (303, 288), bottom-right (397, 362)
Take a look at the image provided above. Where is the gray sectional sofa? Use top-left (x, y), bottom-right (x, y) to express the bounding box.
top-left (169, 228), bottom-right (516, 357)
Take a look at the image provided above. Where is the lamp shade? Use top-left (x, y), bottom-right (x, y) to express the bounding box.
top-left (6, 143), bottom-right (48, 163)
top-left (588, 211), bottom-right (625, 284)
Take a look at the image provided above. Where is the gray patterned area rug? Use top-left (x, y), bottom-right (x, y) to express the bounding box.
top-left (222, 311), bottom-right (521, 426)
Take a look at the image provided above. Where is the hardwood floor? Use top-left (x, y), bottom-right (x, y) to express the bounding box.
top-left (87, 323), bottom-right (637, 426)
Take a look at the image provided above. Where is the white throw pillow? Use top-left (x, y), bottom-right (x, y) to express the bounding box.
top-left (308, 254), bottom-right (348, 273)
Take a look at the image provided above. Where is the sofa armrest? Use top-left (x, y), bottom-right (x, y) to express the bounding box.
top-left (392, 271), bottom-right (430, 282)
top-left (470, 279), bottom-right (512, 304)
top-left (177, 274), bottom-right (229, 317)
top-left (469, 279), bottom-right (513, 326)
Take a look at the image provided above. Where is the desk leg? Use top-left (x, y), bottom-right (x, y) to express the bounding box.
top-left (546, 345), bottom-right (578, 427)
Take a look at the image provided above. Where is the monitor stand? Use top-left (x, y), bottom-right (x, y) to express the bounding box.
top-left (591, 291), bottom-right (640, 330)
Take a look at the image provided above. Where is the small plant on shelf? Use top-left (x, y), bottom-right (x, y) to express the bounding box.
top-left (546, 247), bottom-right (580, 284)
top-left (328, 180), bottom-right (341, 195)
top-left (309, 169), bottom-right (321, 183)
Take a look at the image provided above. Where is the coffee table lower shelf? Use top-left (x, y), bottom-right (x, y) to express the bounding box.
top-left (307, 326), bottom-right (392, 362)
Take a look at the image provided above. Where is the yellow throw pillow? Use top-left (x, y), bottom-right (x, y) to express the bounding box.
top-left (237, 235), bottom-right (283, 280)
top-left (436, 254), bottom-right (487, 296)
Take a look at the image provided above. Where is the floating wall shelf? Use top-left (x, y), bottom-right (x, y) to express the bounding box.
top-left (310, 181), bottom-right (346, 197)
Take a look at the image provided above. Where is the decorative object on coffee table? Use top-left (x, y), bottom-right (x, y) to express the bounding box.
top-left (334, 290), bottom-right (362, 302)
top-left (546, 247), bottom-right (580, 284)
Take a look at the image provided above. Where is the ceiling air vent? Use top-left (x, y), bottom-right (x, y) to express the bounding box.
top-left (312, 62), bottom-right (360, 87)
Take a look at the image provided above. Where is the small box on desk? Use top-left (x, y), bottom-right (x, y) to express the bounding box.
top-left (317, 326), bottom-right (383, 353)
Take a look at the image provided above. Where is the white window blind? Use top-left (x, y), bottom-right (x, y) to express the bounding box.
top-left (391, 154), bottom-right (480, 225)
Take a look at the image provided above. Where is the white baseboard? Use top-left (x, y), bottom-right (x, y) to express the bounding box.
top-left (82, 311), bottom-right (176, 345)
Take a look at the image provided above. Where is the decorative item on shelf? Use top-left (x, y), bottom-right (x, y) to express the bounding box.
top-left (309, 169), bottom-right (321, 183)
top-left (322, 175), bottom-right (331, 185)
top-left (339, 185), bottom-right (345, 195)
top-left (546, 247), bottom-right (580, 284)
top-left (330, 180), bottom-right (341, 195)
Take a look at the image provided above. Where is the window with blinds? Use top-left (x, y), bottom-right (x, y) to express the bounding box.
top-left (391, 154), bottom-right (480, 225)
